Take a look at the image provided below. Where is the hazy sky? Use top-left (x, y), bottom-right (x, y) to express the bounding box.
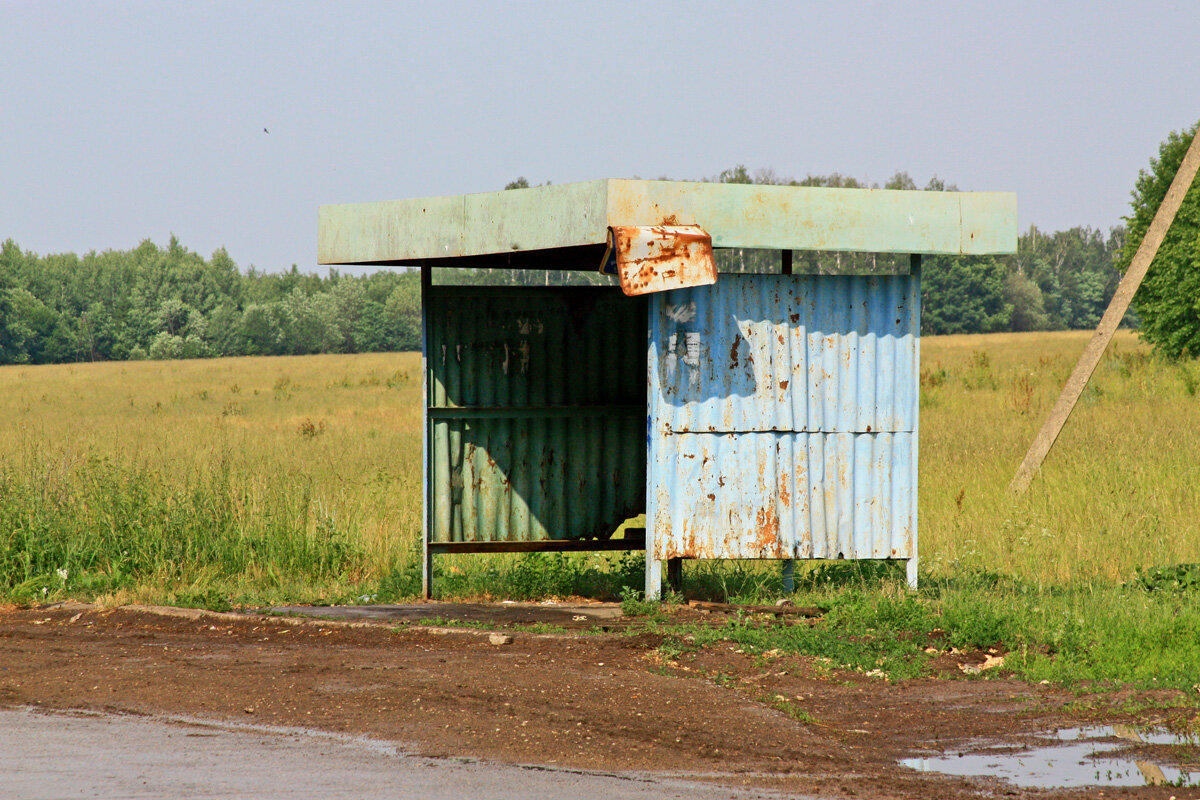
top-left (3, 1), bottom-right (1198, 274)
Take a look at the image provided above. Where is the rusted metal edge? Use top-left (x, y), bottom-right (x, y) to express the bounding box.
top-left (609, 225), bottom-right (718, 296)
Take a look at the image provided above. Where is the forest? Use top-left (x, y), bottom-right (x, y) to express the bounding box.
top-left (0, 169), bottom-right (1127, 365)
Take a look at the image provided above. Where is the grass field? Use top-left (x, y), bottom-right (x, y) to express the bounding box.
top-left (0, 353), bottom-right (423, 605)
top-left (3, 330), bottom-right (1200, 689)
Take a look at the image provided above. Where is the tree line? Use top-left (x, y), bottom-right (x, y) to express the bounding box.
top-left (0, 237), bottom-right (420, 365)
top-left (0, 169), bottom-right (1128, 366)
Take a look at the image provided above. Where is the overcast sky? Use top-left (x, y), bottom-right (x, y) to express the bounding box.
top-left (3, 1), bottom-right (1198, 273)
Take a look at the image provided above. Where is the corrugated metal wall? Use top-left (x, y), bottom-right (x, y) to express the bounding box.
top-left (648, 273), bottom-right (919, 561)
top-left (426, 287), bottom-right (646, 542)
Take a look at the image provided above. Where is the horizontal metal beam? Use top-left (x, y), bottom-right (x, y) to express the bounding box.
top-left (428, 530), bottom-right (645, 554)
top-left (319, 179), bottom-right (1017, 266)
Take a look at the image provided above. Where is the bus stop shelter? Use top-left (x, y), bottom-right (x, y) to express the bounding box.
top-left (318, 179), bottom-right (1017, 598)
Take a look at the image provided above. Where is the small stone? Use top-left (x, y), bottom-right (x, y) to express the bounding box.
top-left (488, 633), bottom-right (513, 646)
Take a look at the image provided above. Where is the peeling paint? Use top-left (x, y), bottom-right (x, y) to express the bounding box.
top-left (609, 225), bottom-right (718, 296)
top-left (648, 274), bottom-right (918, 561)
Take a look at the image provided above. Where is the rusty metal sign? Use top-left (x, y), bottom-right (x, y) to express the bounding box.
top-left (604, 225), bottom-right (717, 296)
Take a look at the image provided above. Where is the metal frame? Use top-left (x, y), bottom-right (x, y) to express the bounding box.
top-left (907, 254), bottom-right (921, 590)
top-left (420, 263), bottom-right (433, 599)
top-left (419, 278), bottom-right (647, 599)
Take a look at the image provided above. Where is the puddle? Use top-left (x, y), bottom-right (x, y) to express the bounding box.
top-left (901, 725), bottom-right (1199, 789)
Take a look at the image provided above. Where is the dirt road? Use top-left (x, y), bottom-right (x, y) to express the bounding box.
top-left (0, 603), bottom-right (1191, 798)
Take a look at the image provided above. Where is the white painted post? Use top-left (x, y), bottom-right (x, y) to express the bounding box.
top-left (645, 556), bottom-right (663, 600)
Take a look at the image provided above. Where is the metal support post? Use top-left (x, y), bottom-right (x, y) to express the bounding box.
top-left (666, 558), bottom-right (683, 594)
top-left (420, 262), bottom-right (433, 600)
top-left (909, 254), bottom-right (921, 591)
top-left (645, 557), bottom-right (663, 600)
top-left (781, 559), bottom-right (795, 594)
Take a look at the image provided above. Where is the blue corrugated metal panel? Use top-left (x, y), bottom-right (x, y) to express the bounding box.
top-left (427, 287), bottom-right (646, 543)
top-left (648, 274), bottom-right (918, 433)
top-left (649, 432), bottom-right (915, 560)
top-left (647, 273), bottom-right (919, 561)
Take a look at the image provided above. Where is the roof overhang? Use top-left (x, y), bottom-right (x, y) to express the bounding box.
top-left (318, 178), bottom-right (1017, 267)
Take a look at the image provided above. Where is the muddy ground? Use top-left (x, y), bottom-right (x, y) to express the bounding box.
top-left (1, 602), bottom-right (1196, 799)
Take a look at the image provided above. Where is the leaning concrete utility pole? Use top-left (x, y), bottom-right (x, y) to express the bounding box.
top-left (1010, 127), bottom-right (1200, 493)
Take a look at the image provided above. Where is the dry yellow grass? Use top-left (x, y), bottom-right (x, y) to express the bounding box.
top-left (921, 329), bottom-right (1200, 583)
top-left (0, 353), bottom-right (422, 600)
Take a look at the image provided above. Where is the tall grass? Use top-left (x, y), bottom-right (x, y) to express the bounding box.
top-left (0, 354), bottom-right (422, 605)
top-left (4, 334), bottom-right (1200, 687)
top-left (1, 331), bottom-right (1198, 602)
top-left (919, 330), bottom-right (1200, 584)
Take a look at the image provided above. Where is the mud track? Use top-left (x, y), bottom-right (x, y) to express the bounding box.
top-left (0, 604), bottom-right (1190, 799)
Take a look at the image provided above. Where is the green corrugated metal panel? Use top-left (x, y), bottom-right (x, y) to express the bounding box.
top-left (318, 179), bottom-right (1017, 265)
top-left (426, 286), bottom-right (646, 543)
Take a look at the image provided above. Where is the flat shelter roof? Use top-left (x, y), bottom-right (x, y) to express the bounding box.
top-left (318, 178), bottom-right (1017, 267)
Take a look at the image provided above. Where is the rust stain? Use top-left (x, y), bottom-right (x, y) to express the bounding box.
top-left (752, 504), bottom-right (781, 554)
top-left (611, 225), bottom-right (717, 296)
top-left (779, 380), bottom-right (789, 390)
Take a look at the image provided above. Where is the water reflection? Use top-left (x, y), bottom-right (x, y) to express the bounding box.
top-left (901, 725), bottom-right (1198, 789)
